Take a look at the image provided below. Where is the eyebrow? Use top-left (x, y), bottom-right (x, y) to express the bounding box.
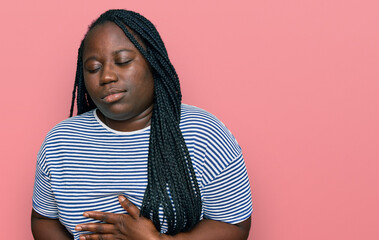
top-left (114, 49), bottom-right (134, 55)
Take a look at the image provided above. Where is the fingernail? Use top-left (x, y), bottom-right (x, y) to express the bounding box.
top-left (83, 212), bottom-right (89, 217)
top-left (75, 226), bottom-right (82, 231)
top-left (119, 195), bottom-right (126, 201)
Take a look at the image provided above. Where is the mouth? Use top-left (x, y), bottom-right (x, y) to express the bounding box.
top-left (101, 88), bottom-right (127, 103)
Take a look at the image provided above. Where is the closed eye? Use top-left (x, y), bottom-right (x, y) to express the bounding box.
top-left (87, 67), bottom-right (101, 73)
top-left (116, 59), bottom-right (132, 66)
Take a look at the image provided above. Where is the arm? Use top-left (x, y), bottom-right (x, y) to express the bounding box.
top-left (31, 209), bottom-right (73, 240)
top-left (75, 195), bottom-right (250, 240)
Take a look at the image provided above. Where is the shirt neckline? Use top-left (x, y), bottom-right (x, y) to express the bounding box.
top-left (93, 109), bottom-right (151, 135)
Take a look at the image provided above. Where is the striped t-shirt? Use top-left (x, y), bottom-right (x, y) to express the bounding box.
top-left (32, 104), bottom-right (252, 239)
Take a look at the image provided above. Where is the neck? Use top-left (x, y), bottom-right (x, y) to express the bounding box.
top-left (97, 105), bottom-right (153, 132)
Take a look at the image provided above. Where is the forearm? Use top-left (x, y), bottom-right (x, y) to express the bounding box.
top-left (31, 209), bottom-right (73, 240)
top-left (162, 217), bottom-right (251, 240)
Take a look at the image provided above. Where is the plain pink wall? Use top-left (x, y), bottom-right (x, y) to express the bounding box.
top-left (1, 0), bottom-right (378, 239)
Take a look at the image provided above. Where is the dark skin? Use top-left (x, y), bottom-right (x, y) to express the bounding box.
top-left (31, 22), bottom-right (251, 240)
top-left (82, 22), bottom-right (155, 132)
top-left (31, 210), bottom-right (72, 240)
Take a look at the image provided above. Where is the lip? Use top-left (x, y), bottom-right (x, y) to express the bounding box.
top-left (101, 88), bottom-right (127, 103)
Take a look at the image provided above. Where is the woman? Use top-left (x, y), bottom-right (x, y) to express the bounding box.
top-left (31, 9), bottom-right (252, 240)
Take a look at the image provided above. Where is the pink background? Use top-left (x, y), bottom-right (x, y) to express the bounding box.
top-left (1, 0), bottom-right (378, 239)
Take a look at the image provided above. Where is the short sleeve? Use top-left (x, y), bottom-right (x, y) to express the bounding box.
top-left (202, 153), bottom-right (252, 224)
top-left (32, 140), bottom-right (59, 218)
top-left (188, 107), bottom-right (253, 224)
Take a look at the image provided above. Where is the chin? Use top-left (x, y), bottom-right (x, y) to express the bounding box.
top-left (103, 111), bottom-right (136, 122)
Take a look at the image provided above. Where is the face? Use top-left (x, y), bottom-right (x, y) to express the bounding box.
top-left (82, 22), bottom-right (154, 123)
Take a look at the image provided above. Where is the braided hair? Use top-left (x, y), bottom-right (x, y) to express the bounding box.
top-left (69, 9), bottom-right (202, 235)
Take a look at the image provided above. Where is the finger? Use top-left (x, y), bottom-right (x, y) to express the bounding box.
top-left (79, 233), bottom-right (114, 240)
top-left (83, 211), bottom-right (120, 224)
top-left (75, 223), bottom-right (116, 234)
top-left (118, 195), bottom-right (140, 219)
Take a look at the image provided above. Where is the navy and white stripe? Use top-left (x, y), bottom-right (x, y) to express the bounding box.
top-left (32, 104), bottom-right (252, 239)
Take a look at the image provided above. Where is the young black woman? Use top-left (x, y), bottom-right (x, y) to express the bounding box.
top-left (31, 9), bottom-right (252, 240)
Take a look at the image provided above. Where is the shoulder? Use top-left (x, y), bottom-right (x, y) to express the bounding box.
top-left (44, 110), bottom-right (98, 143)
top-left (180, 104), bottom-right (242, 162)
top-left (180, 104), bottom-right (229, 132)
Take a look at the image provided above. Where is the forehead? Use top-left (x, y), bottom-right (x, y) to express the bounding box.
top-left (83, 22), bottom-right (135, 54)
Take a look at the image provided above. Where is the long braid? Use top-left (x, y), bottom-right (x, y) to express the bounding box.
top-left (69, 9), bottom-right (202, 235)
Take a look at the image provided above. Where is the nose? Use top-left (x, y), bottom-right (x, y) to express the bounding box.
top-left (100, 63), bottom-right (118, 85)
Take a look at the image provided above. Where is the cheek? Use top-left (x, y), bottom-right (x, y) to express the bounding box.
top-left (130, 67), bottom-right (154, 93)
top-left (141, 74), bottom-right (154, 98)
top-left (83, 75), bottom-right (99, 94)
top-left (141, 65), bottom-right (154, 91)
top-left (83, 78), bottom-right (101, 105)
top-left (143, 71), bottom-right (154, 92)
